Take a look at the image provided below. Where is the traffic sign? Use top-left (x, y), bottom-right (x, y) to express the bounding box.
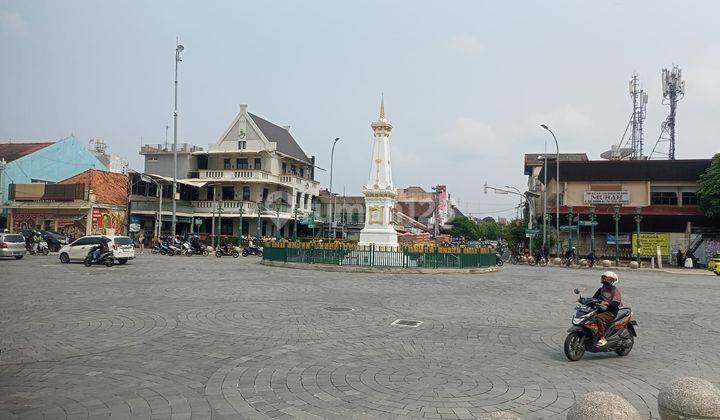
top-left (560, 225), bottom-right (576, 232)
top-left (525, 229), bottom-right (540, 235)
top-left (578, 220), bottom-right (598, 227)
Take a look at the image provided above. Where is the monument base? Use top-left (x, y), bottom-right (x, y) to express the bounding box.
top-left (358, 227), bottom-right (398, 249)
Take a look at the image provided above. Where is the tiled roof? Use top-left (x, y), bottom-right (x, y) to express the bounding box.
top-left (249, 113), bottom-right (311, 164)
top-left (61, 169), bottom-right (128, 205)
top-left (0, 142), bottom-right (54, 163)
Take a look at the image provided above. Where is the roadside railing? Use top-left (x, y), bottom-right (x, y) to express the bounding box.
top-left (263, 242), bottom-right (495, 269)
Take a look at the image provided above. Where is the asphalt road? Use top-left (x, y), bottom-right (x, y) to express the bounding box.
top-left (1, 253), bottom-right (718, 419)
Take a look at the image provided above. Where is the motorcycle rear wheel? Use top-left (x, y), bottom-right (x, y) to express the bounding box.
top-left (496, 259), bottom-right (504, 267)
top-left (564, 332), bottom-right (586, 361)
top-left (42, 248), bottom-right (49, 255)
top-left (232, 252), bottom-right (239, 258)
top-left (615, 335), bottom-right (634, 356)
top-left (202, 250), bottom-right (209, 257)
top-left (84, 258), bottom-right (92, 267)
top-left (215, 251), bottom-right (222, 258)
top-left (104, 259), bottom-right (114, 267)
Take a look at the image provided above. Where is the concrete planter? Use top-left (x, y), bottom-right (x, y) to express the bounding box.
top-left (602, 260), bottom-right (612, 268)
top-left (658, 377), bottom-right (720, 420)
top-left (552, 257), bottom-right (562, 265)
top-left (629, 261), bottom-right (639, 269)
top-left (579, 258), bottom-right (588, 267)
top-left (567, 391), bottom-right (641, 420)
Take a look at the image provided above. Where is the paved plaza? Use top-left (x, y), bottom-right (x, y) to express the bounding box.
top-left (1, 254), bottom-right (719, 419)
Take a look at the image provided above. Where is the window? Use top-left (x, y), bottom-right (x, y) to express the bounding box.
top-left (304, 195), bottom-right (309, 208)
top-left (351, 210), bottom-right (359, 224)
top-left (113, 237), bottom-right (133, 245)
top-left (254, 158), bottom-right (262, 170)
top-left (236, 158), bottom-right (248, 169)
top-left (682, 192), bottom-right (698, 205)
top-left (223, 159), bottom-right (231, 170)
top-left (147, 156), bottom-right (158, 162)
top-left (3, 234), bottom-right (24, 243)
top-left (300, 167), bottom-right (305, 177)
top-left (238, 141), bottom-right (246, 150)
top-left (262, 188), bottom-right (269, 203)
top-left (242, 186), bottom-right (251, 201)
top-left (281, 162), bottom-right (287, 174)
top-left (651, 191), bottom-right (678, 205)
top-left (222, 186), bottom-right (234, 201)
top-left (290, 165), bottom-right (297, 175)
top-left (296, 192), bottom-right (302, 206)
top-left (221, 219), bottom-right (233, 235)
top-left (206, 187), bottom-right (214, 201)
top-left (72, 238), bottom-right (90, 246)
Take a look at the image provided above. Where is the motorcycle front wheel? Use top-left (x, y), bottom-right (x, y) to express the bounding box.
top-left (104, 258), bottom-right (114, 267)
top-left (232, 252), bottom-right (239, 258)
top-left (615, 334), bottom-right (634, 356)
top-left (84, 257), bottom-right (92, 267)
top-left (496, 259), bottom-right (504, 267)
top-left (564, 332), bottom-right (586, 361)
top-left (215, 251), bottom-right (222, 258)
top-left (202, 250), bottom-right (209, 257)
top-left (42, 248), bottom-right (49, 255)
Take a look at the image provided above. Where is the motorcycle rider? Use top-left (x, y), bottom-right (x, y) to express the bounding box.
top-left (592, 271), bottom-right (622, 347)
top-left (587, 249), bottom-right (597, 267)
top-left (565, 246), bottom-right (577, 266)
top-left (92, 237), bottom-right (111, 261)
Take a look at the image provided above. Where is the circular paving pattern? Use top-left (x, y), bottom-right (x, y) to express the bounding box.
top-left (0, 306), bottom-right (176, 364)
top-left (0, 363), bottom-right (212, 419)
top-left (206, 340), bottom-right (662, 419)
top-left (178, 301), bottom-right (400, 340)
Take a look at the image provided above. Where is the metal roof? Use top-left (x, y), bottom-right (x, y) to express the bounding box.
top-left (248, 112), bottom-right (311, 164)
top-left (538, 159), bottom-right (712, 182)
top-left (0, 142), bottom-right (54, 163)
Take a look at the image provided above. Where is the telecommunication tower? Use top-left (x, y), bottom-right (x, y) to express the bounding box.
top-left (651, 65), bottom-right (685, 160)
top-left (616, 74), bottom-right (647, 160)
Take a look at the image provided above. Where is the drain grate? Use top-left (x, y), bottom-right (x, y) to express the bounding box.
top-left (324, 307), bottom-right (353, 312)
top-left (391, 319), bottom-right (423, 327)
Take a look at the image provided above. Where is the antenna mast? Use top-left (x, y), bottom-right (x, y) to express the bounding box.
top-left (618, 74), bottom-right (648, 159)
top-left (651, 65), bottom-right (685, 160)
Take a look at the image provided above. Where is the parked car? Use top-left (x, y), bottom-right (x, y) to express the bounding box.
top-left (0, 233), bottom-right (27, 259)
top-left (708, 253), bottom-right (720, 273)
top-left (59, 235), bottom-right (135, 264)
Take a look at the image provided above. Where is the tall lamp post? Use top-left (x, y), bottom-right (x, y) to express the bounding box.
top-left (588, 205), bottom-right (596, 254)
top-left (540, 124), bottom-right (560, 255)
top-left (171, 41), bottom-right (184, 236)
top-left (328, 137), bottom-right (340, 239)
top-left (634, 207), bottom-right (643, 265)
top-left (613, 205), bottom-right (621, 267)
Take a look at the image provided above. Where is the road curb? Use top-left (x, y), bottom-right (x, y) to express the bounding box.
top-left (260, 260), bottom-right (500, 275)
top-left (522, 263), bottom-right (715, 276)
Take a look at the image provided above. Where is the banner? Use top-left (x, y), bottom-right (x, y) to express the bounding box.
top-left (584, 191), bottom-right (630, 204)
top-left (606, 234), bottom-right (630, 245)
top-left (632, 232), bottom-right (670, 256)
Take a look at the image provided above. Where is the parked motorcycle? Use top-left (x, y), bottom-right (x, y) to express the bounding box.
top-left (495, 253), bottom-right (504, 267)
top-left (241, 245), bottom-right (263, 257)
top-left (564, 288), bottom-right (637, 361)
top-left (84, 245), bottom-right (114, 267)
top-left (215, 244), bottom-right (239, 258)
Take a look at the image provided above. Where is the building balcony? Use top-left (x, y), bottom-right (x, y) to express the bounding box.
top-left (131, 200), bottom-right (195, 215)
top-left (197, 170), bottom-right (320, 193)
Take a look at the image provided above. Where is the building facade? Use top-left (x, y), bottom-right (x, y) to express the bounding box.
top-left (0, 136), bottom-right (107, 228)
top-left (133, 105), bottom-right (320, 239)
top-left (525, 156), bottom-right (716, 263)
top-left (6, 169), bottom-right (128, 238)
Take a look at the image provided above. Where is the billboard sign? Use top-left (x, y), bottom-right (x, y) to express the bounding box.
top-left (584, 191), bottom-right (630, 204)
top-left (632, 232), bottom-right (670, 256)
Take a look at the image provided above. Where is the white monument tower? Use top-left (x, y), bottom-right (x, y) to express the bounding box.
top-left (358, 97), bottom-right (398, 248)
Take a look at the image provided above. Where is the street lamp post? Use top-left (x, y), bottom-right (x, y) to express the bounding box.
top-left (613, 205), bottom-right (621, 267)
top-left (540, 125), bottom-right (560, 256)
top-left (328, 137), bottom-right (340, 239)
top-left (256, 202), bottom-right (262, 241)
top-left (238, 205), bottom-right (244, 243)
top-left (634, 207), bottom-right (643, 265)
top-left (566, 207), bottom-right (574, 252)
top-left (589, 205), bottom-right (596, 254)
top-left (293, 206), bottom-right (299, 240)
top-left (274, 204), bottom-right (281, 241)
top-left (171, 41), bottom-right (184, 236)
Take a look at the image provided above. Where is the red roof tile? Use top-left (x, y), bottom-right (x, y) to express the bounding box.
top-left (0, 142), bottom-right (54, 163)
top-left (61, 169), bottom-right (128, 205)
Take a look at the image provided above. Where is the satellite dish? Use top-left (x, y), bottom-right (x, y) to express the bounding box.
top-left (600, 145), bottom-right (634, 160)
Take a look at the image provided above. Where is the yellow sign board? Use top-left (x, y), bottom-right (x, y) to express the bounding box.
top-left (632, 232), bottom-right (670, 256)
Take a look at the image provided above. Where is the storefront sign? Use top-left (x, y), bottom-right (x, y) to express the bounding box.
top-left (583, 191), bottom-right (630, 204)
top-left (632, 232), bottom-right (670, 256)
top-left (606, 234), bottom-right (630, 245)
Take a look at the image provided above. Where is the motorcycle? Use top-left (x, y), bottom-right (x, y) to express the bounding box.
top-left (27, 241), bottom-right (49, 255)
top-left (495, 253), bottom-right (504, 267)
top-left (215, 245), bottom-right (239, 258)
top-left (84, 245), bottom-right (114, 267)
top-left (152, 242), bottom-right (175, 255)
top-left (241, 245), bottom-right (263, 257)
top-left (529, 253), bottom-right (548, 267)
top-left (564, 288), bottom-right (637, 361)
top-left (167, 241), bottom-right (183, 256)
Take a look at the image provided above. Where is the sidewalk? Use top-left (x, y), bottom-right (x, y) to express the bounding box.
top-left (540, 262), bottom-right (716, 276)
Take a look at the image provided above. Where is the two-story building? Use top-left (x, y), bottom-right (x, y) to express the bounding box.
top-left (525, 155), bottom-right (716, 262)
top-left (136, 105), bottom-right (320, 239)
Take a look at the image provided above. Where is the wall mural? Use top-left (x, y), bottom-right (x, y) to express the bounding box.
top-left (92, 209), bottom-right (126, 235)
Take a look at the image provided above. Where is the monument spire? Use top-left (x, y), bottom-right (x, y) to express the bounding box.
top-left (379, 95), bottom-right (385, 121)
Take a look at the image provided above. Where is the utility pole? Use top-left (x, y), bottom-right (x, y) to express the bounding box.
top-left (171, 41), bottom-right (184, 236)
top-left (256, 202), bottom-right (262, 241)
top-left (274, 204), bottom-right (281, 240)
top-left (589, 205), bottom-right (596, 254)
top-left (293, 206), bottom-right (299, 240)
top-left (613, 205), bottom-right (622, 267)
top-left (0, 158), bottom-right (6, 229)
top-left (566, 207), bottom-right (574, 252)
top-left (540, 125), bottom-right (560, 255)
top-left (634, 207), bottom-right (643, 265)
top-left (431, 185), bottom-right (440, 238)
top-left (238, 205), bottom-right (244, 241)
top-left (329, 137), bottom-right (340, 239)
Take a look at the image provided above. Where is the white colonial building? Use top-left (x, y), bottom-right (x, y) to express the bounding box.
top-left (137, 105), bottom-right (320, 238)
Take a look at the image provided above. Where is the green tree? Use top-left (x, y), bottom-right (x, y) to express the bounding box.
top-left (698, 153), bottom-right (720, 218)
top-left (502, 219), bottom-right (527, 253)
top-left (450, 216), bottom-right (481, 240)
top-left (481, 220), bottom-right (500, 240)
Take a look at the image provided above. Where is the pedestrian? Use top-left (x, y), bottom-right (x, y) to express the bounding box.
top-left (676, 249), bottom-right (684, 268)
top-left (138, 232), bottom-right (145, 254)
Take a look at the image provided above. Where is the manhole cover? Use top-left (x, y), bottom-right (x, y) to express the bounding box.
top-left (391, 319), bottom-right (423, 327)
top-left (324, 307), bottom-right (353, 312)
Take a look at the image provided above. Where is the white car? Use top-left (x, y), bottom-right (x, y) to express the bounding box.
top-left (59, 235), bottom-right (135, 264)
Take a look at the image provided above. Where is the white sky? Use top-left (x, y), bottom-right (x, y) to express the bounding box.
top-left (1, 0), bottom-right (719, 220)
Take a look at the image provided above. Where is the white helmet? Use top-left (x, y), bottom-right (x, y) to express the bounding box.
top-left (601, 271), bottom-right (618, 285)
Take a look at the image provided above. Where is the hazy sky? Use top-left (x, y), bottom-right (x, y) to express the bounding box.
top-left (2, 1), bottom-right (719, 220)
